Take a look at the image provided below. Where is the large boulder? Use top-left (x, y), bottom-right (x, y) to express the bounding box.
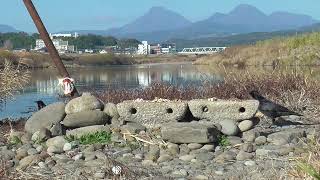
top-left (117, 100), bottom-right (188, 128)
top-left (188, 99), bottom-right (259, 122)
top-left (62, 110), bottom-right (110, 128)
top-left (65, 93), bottom-right (103, 114)
top-left (25, 102), bottom-right (66, 134)
top-left (66, 125), bottom-right (111, 137)
top-left (161, 122), bottom-right (219, 143)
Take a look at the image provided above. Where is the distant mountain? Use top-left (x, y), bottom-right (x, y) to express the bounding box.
top-left (107, 6), bottom-right (192, 36)
top-left (0, 24), bottom-right (18, 33)
top-left (61, 4), bottom-right (319, 42)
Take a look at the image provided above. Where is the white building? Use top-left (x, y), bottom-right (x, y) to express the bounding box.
top-left (137, 41), bottom-right (150, 55)
top-left (35, 39), bottom-right (74, 53)
top-left (49, 32), bottom-right (79, 39)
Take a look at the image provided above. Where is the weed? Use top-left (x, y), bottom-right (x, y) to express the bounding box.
top-left (9, 136), bottom-right (22, 146)
top-left (218, 135), bottom-right (230, 149)
top-left (66, 131), bottom-right (112, 145)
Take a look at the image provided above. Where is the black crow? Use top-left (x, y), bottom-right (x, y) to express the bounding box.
top-left (35, 100), bottom-right (46, 110)
top-left (249, 90), bottom-right (302, 119)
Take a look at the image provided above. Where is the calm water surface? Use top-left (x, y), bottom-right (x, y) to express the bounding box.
top-left (0, 63), bottom-right (224, 119)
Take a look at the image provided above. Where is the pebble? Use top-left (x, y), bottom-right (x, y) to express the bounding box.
top-left (244, 160), bottom-right (256, 166)
top-left (172, 169), bottom-right (188, 178)
top-left (236, 151), bottom-right (254, 161)
top-left (27, 148), bottom-right (38, 155)
top-left (219, 120), bottom-right (239, 136)
top-left (179, 154), bottom-right (196, 162)
top-left (38, 162), bottom-right (47, 169)
top-left (194, 175), bottom-right (209, 180)
top-left (142, 160), bottom-right (156, 166)
top-left (200, 144), bottom-right (215, 151)
top-left (188, 143), bottom-right (203, 150)
top-left (255, 136), bottom-right (267, 145)
top-left (63, 143), bottom-right (72, 151)
top-left (73, 153), bottom-right (84, 161)
top-left (238, 120), bottom-right (254, 132)
top-left (157, 154), bottom-right (173, 163)
top-left (94, 172), bottom-right (106, 179)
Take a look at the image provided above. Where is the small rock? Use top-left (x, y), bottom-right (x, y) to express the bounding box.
top-left (179, 154), bottom-right (196, 162)
top-left (27, 148), bottom-right (38, 155)
top-left (196, 152), bottom-right (214, 161)
top-left (50, 123), bottom-right (64, 137)
top-left (21, 133), bottom-right (32, 144)
top-left (244, 160), bottom-right (256, 166)
top-left (236, 151), bottom-right (254, 161)
top-left (16, 148), bottom-right (28, 160)
top-left (241, 143), bottom-right (254, 153)
top-left (73, 153), bottom-right (84, 161)
top-left (242, 130), bottom-right (260, 142)
top-left (200, 144), bottom-right (215, 151)
top-left (157, 154), bottom-right (173, 163)
top-left (35, 145), bottom-right (44, 153)
top-left (38, 162), bottom-right (47, 169)
top-left (215, 167), bottom-right (225, 175)
top-left (238, 120), bottom-right (254, 132)
top-left (228, 136), bottom-right (243, 146)
top-left (179, 144), bottom-right (191, 155)
top-left (121, 122), bottom-right (146, 134)
top-left (104, 103), bottom-right (120, 119)
top-left (255, 136), bottom-right (267, 145)
top-left (172, 169), bottom-right (188, 178)
top-left (219, 120), bottom-right (239, 136)
top-left (46, 136), bottom-right (68, 154)
top-left (267, 129), bottom-right (306, 145)
top-left (188, 143), bottom-right (203, 150)
top-left (63, 143), bottom-right (72, 151)
top-left (16, 155), bottom-right (41, 170)
top-left (214, 151), bottom-right (236, 163)
top-left (145, 145), bottom-right (160, 161)
top-left (32, 128), bottom-right (51, 142)
top-left (167, 143), bottom-right (179, 156)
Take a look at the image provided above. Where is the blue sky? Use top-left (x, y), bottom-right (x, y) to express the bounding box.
top-left (2, 0), bottom-right (320, 32)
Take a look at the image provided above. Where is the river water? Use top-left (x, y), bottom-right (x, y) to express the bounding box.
top-left (0, 63), bottom-right (225, 119)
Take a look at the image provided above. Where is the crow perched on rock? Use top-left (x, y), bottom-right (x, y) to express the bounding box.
top-left (35, 100), bottom-right (46, 110)
top-left (249, 90), bottom-right (302, 119)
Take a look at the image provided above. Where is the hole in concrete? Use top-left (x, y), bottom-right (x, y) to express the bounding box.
top-left (130, 108), bottom-right (137, 115)
top-left (202, 106), bottom-right (209, 112)
top-left (166, 108), bottom-right (173, 114)
top-left (239, 107), bottom-right (246, 113)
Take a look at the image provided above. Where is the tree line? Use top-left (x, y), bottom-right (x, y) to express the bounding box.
top-left (0, 32), bottom-right (140, 50)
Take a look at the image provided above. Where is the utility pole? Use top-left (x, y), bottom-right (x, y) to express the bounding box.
top-left (23, 0), bottom-right (79, 97)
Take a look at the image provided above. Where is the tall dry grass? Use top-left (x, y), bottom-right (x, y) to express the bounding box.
top-left (0, 60), bottom-right (30, 106)
top-left (195, 32), bottom-right (320, 67)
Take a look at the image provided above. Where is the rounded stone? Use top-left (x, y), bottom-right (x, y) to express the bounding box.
top-left (179, 154), bottom-right (196, 162)
top-left (65, 93), bottom-right (103, 114)
top-left (236, 151), bottom-right (254, 161)
top-left (200, 144), bottom-right (215, 151)
top-left (188, 143), bottom-right (203, 150)
top-left (219, 120), bottom-right (239, 136)
top-left (157, 154), bottom-right (173, 163)
top-left (238, 120), bottom-right (254, 132)
top-left (63, 143), bottom-right (72, 152)
top-left (27, 148), bottom-right (38, 155)
top-left (255, 136), bottom-right (267, 145)
top-left (172, 169), bottom-right (188, 178)
top-left (244, 160), bottom-right (256, 166)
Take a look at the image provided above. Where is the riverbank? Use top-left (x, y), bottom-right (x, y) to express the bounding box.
top-left (0, 50), bottom-right (196, 68)
top-left (195, 32), bottom-right (320, 67)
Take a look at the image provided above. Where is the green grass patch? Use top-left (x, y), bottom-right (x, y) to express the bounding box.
top-left (66, 131), bottom-right (112, 145)
top-left (218, 135), bottom-right (231, 148)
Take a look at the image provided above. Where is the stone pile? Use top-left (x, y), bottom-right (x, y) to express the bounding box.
top-left (1, 93), bottom-right (319, 179)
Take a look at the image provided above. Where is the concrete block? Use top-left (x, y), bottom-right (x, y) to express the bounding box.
top-left (117, 100), bottom-right (188, 128)
top-left (188, 99), bottom-right (259, 122)
top-left (161, 122), bottom-right (219, 144)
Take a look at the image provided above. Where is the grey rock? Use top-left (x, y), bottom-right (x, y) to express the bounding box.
top-left (179, 154), bottom-right (196, 162)
top-left (241, 143), bottom-right (254, 153)
top-left (16, 148), bottom-right (28, 160)
top-left (238, 120), bottom-right (254, 132)
top-left (195, 152), bottom-right (214, 161)
top-left (236, 151), bottom-right (254, 161)
top-left (63, 110), bottom-right (110, 128)
top-left (145, 145), bottom-right (160, 161)
top-left (21, 133), bottom-right (32, 144)
top-left (188, 99), bottom-right (259, 122)
top-left (188, 143), bottom-right (203, 150)
top-left (157, 154), bottom-right (173, 163)
top-left (65, 93), bottom-right (103, 114)
top-left (228, 136), bottom-right (243, 146)
top-left (66, 125), bottom-right (111, 138)
top-left (255, 136), bottom-right (267, 145)
top-left (194, 175), bottom-right (209, 180)
top-left (142, 160), bottom-right (156, 166)
top-left (38, 162), bottom-right (47, 169)
top-left (172, 169), bottom-right (188, 178)
top-left (161, 123), bottom-right (219, 143)
top-left (200, 144), bottom-right (215, 151)
top-left (121, 122), bottom-right (146, 134)
top-left (0, 149), bottom-right (15, 161)
top-left (63, 143), bottom-right (72, 152)
top-left (50, 123), bottom-right (64, 137)
top-left (25, 102), bottom-right (66, 134)
top-left (117, 100), bottom-right (188, 128)
top-left (214, 151), bottom-right (237, 163)
top-left (167, 143), bottom-right (179, 156)
top-left (242, 130), bottom-right (260, 142)
top-left (73, 153), bottom-right (84, 161)
top-left (32, 128), bottom-right (51, 142)
top-left (46, 136), bottom-right (68, 154)
top-left (27, 148), bottom-right (38, 155)
top-left (103, 103), bottom-right (119, 119)
top-left (16, 155), bottom-right (41, 170)
top-left (94, 172), bottom-right (106, 179)
top-left (220, 120), bottom-right (239, 136)
top-left (179, 144), bottom-right (191, 155)
top-left (244, 160), bottom-right (256, 166)
top-left (267, 129), bottom-right (306, 145)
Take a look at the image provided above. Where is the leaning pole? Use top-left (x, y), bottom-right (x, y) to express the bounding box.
top-left (23, 0), bottom-right (79, 97)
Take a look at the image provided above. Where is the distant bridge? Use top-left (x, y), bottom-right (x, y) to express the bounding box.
top-left (178, 47), bottom-right (227, 55)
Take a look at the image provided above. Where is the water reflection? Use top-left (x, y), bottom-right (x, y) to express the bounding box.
top-left (0, 63), bottom-right (223, 119)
